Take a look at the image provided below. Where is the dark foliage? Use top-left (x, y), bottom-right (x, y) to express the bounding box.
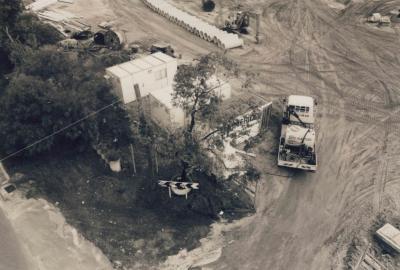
top-left (0, 47), bottom-right (132, 157)
top-left (202, 0), bottom-right (215, 12)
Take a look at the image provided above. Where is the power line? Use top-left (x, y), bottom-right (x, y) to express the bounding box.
top-left (0, 99), bottom-right (121, 162)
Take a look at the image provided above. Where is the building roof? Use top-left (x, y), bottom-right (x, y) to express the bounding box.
top-left (106, 52), bottom-right (176, 78)
top-left (119, 62), bottom-right (141, 74)
top-left (150, 86), bottom-right (175, 109)
top-left (106, 65), bottom-right (130, 78)
top-left (151, 52), bottom-right (175, 63)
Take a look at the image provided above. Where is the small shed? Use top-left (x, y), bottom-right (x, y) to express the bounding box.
top-left (105, 52), bottom-right (177, 104)
top-left (148, 78), bottom-right (231, 131)
top-left (149, 86), bottom-right (186, 131)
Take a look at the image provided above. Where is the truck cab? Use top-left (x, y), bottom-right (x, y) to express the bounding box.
top-left (283, 95), bottom-right (315, 127)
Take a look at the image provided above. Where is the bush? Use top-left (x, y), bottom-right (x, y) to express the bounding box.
top-left (202, 0), bottom-right (215, 12)
top-left (0, 47), bottom-right (132, 157)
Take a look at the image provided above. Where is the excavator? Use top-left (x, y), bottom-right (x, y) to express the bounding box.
top-left (223, 10), bottom-right (261, 43)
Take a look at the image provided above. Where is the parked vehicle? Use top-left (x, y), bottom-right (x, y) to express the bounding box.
top-left (278, 95), bottom-right (317, 171)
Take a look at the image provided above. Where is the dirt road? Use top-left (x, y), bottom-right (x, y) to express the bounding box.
top-left (206, 0), bottom-right (400, 269)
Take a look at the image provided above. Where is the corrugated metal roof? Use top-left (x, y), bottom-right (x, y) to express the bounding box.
top-left (119, 62), bottom-right (141, 74)
top-left (143, 55), bottom-right (164, 67)
top-left (150, 86), bottom-right (174, 109)
top-left (106, 65), bottom-right (130, 78)
top-left (132, 58), bottom-right (152, 70)
top-left (106, 52), bottom-right (176, 79)
top-left (151, 52), bottom-right (175, 63)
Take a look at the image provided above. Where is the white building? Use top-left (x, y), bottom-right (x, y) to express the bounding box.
top-left (148, 78), bottom-right (231, 131)
top-left (148, 87), bottom-right (185, 131)
top-left (106, 52), bottom-right (232, 131)
top-left (106, 52), bottom-right (177, 104)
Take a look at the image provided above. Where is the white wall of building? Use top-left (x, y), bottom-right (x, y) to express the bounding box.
top-left (106, 53), bottom-right (232, 132)
top-left (106, 52), bottom-right (177, 104)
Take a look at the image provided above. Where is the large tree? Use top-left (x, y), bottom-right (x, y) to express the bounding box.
top-left (173, 54), bottom-right (221, 134)
top-left (0, 0), bottom-right (61, 88)
top-left (170, 53), bottom-right (238, 178)
top-left (0, 0), bottom-right (22, 39)
top-left (0, 48), bottom-right (131, 157)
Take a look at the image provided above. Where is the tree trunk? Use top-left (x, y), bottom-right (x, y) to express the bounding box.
top-left (188, 109), bottom-right (196, 133)
top-left (201, 129), bottom-right (220, 141)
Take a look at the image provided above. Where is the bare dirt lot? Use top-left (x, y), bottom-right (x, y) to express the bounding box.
top-left (41, 0), bottom-right (400, 269)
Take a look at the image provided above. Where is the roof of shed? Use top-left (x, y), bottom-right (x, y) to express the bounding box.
top-left (106, 52), bottom-right (176, 78)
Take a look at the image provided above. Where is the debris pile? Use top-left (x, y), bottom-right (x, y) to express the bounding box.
top-left (367, 13), bottom-right (391, 26)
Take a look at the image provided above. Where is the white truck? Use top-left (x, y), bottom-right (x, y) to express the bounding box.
top-left (278, 95), bottom-right (317, 171)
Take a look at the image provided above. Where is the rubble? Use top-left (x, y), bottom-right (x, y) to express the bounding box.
top-left (367, 13), bottom-right (391, 26)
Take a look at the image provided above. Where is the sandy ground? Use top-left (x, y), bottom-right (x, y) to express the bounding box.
top-left (0, 193), bottom-right (113, 270)
top-left (0, 208), bottom-right (31, 270)
top-left (37, 0), bottom-right (400, 269)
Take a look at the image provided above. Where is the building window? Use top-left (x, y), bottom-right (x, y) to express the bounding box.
top-left (154, 68), bottom-right (167, 80)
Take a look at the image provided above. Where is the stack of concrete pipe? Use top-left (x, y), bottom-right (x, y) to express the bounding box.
top-left (143, 0), bottom-right (244, 49)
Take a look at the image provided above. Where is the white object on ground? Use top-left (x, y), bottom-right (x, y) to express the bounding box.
top-left (142, 0), bottom-right (243, 49)
top-left (26, 0), bottom-right (58, 12)
top-left (376, 223), bottom-right (400, 253)
top-left (0, 162), bottom-right (10, 184)
top-left (109, 159), bottom-right (121, 172)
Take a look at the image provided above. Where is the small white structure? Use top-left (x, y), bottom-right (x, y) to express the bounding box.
top-left (26, 0), bottom-right (58, 12)
top-left (149, 87), bottom-right (186, 130)
top-left (106, 52), bottom-right (232, 131)
top-left (148, 79), bottom-right (232, 131)
top-left (376, 223), bottom-right (400, 253)
top-left (106, 52), bottom-right (177, 104)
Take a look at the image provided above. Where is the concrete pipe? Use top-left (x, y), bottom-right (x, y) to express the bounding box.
top-left (142, 0), bottom-right (243, 49)
top-left (217, 39), bottom-right (223, 48)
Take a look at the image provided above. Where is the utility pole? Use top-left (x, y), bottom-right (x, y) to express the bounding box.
top-left (129, 144), bottom-right (137, 175)
top-left (154, 144), bottom-right (159, 174)
top-left (255, 12), bottom-right (260, 44)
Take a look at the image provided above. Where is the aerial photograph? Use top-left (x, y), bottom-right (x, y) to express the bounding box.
top-left (1, 0), bottom-right (400, 269)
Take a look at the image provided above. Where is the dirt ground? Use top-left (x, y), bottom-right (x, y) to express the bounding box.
top-left (31, 0), bottom-right (400, 269)
top-left (0, 195), bottom-right (114, 270)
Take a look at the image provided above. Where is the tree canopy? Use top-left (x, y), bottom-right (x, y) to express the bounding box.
top-left (170, 53), bottom-right (238, 177)
top-left (0, 0), bottom-right (61, 87)
top-left (173, 54), bottom-right (220, 133)
top-left (0, 48), bottom-right (131, 157)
